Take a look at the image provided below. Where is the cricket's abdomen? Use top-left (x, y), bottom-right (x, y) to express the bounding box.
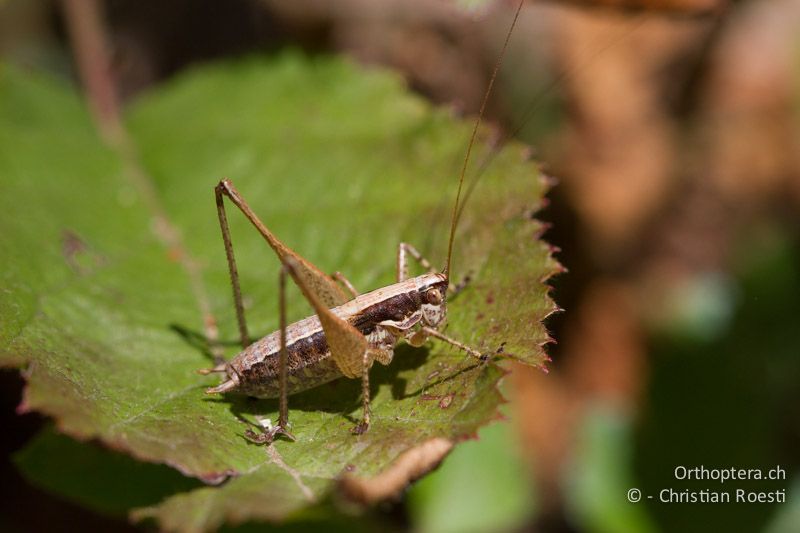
top-left (210, 275), bottom-right (436, 398)
top-left (228, 315), bottom-right (341, 398)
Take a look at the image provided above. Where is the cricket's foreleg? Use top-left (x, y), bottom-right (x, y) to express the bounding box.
top-left (397, 242), bottom-right (435, 282)
top-left (396, 242), bottom-right (469, 294)
top-left (332, 271), bottom-right (359, 299)
top-left (421, 326), bottom-right (489, 363)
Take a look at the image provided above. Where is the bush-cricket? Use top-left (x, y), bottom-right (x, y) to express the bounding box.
top-left (201, 0), bottom-right (526, 443)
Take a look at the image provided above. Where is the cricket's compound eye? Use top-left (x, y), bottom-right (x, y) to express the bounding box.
top-left (424, 288), bottom-right (443, 305)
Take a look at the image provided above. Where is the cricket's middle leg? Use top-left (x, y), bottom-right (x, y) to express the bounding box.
top-left (351, 348), bottom-right (373, 435)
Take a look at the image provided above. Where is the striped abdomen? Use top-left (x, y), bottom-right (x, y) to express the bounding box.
top-left (224, 278), bottom-right (431, 397)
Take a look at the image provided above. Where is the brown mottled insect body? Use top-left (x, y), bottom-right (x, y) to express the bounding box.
top-left (209, 273), bottom-right (447, 398)
top-left (204, 0), bottom-right (524, 443)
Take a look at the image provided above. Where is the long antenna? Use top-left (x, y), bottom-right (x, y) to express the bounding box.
top-left (444, 0), bottom-right (525, 279)
top-left (453, 13), bottom-right (648, 229)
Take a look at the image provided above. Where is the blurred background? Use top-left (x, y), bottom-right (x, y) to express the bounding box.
top-left (1, 0), bottom-right (799, 531)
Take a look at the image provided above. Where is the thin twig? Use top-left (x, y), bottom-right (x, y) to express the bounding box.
top-left (59, 0), bottom-right (223, 360)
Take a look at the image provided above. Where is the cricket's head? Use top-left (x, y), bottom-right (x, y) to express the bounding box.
top-left (415, 271), bottom-right (448, 328)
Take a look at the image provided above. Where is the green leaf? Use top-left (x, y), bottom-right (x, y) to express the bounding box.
top-left (0, 53), bottom-right (558, 530)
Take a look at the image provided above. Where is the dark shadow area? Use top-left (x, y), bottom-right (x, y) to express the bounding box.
top-left (217, 499), bottom-right (407, 533)
top-left (635, 237), bottom-right (800, 532)
top-left (218, 344), bottom-right (433, 423)
top-left (170, 323), bottom-right (285, 364)
top-left (0, 371), bottom-right (140, 533)
top-left (170, 323), bottom-right (228, 362)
